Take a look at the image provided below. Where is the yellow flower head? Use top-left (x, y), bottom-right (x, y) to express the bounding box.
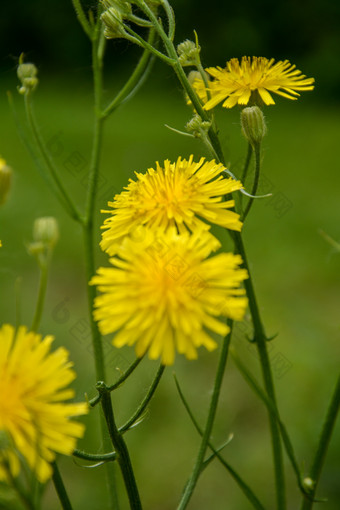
top-left (193, 56), bottom-right (315, 109)
top-left (100, 155), bottom-right (243, 256)
top-left (0, 325), bottom-right (88, 483)
top-left (91, 228), bottom-right (248, 365)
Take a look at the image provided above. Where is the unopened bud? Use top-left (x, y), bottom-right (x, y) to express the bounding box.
top-left (33, 217), bottom-right (59, 249)
top-left (186, 114), bottom-right (211, 138)
top-left (302, 477), bottom-right (315, 492)
top-left (0, 158), bottom-right (12, 205)
top-left (240, 106), bottom-right (267, 147)
top-left (17, 60), bottom-right (38, 95)
top-left (177, 40), bottom-right (200, 66)
top-left (101, 7), bottom-right (128, 39)
top-left (101, 0), bottom-right (132, 16)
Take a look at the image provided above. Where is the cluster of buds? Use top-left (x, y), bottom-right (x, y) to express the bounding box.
top-left (17, 59), bottom-right (38, 95)
top-left (177, 39), bottom-right (201, 67)
top-left (240, 106), bottom-right (267, 148)
top-left (0, 158), bottom-right (12, 206)
top-left (100, 0), bottom-right (132, 39)
top-left (186, 114), bottom-right (211, 138)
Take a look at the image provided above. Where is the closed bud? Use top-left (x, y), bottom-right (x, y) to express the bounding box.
top-left (241, 106), bottom-right (267, 147)
top-left (101, 7), bottom-right (127, 39)
top-left (101, 0), bottom-right (132, 16)
top-left (0, 158), bottom-right (12, 205)
top-left (302, 477), bottom-right (315, 492)
top-left (177, 40), bottom-right (200, 66)
top-left (17, 60), bottom-right (38, 95)
top-left (186, 114), bottom-right (211, 138)
top-left (33, 217), bottom-right (59, 249)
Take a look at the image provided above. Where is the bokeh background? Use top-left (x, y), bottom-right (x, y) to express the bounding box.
top-left (1, 1), bottom-right (340, 509)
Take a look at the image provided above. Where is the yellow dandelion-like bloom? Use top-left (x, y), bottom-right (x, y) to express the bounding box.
top-left (91, 228), bottom-right (248, 366)
top-left (0, 325), bottom-right (88, 483)
top-left (192, 56), bottom-right (315, 109)
top-left (100, 155), bottom-right (243, 256)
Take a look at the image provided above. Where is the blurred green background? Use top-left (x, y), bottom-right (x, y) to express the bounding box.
top-left (1, 1), bottom-right (340, 509)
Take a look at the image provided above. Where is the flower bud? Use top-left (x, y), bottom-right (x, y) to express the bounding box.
top-left (33, 217), bottom-right (59, 249)
top-left (0, 158), bottom-right (12, 205)
top-left (177, 40), bottom-right (200, 66)
top-left (186, 114), bottom-right (211, 138)
top-left (302, 477), bottom-right (315, 492)
top-left (101, 0), bottom-right (132, 16)
top-left (17, 61), bottom-right (38, 95)
top-left (240, 106), bottom-right (267, 147)
top-left (101, 7), bottom-right (128, 39)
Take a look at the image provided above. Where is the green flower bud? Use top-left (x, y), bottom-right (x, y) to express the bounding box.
top-left (0, 158), bottom-right (12, 205)
top-left (33, 217), bottom-right (59, 249)
top-left (101, 0), bottom-right (132, 16)
top-left (302, 477), bottom-right (315, 492)
top-left (240, 106), bottom-right (267, 147)
top-left (177, 40), bottom-right (201, 66)
top-left (186, 114), bottom-right (211, 138)
top-left (17, 61), bottom-right (38, 95)
top-left (101, 7), bottom-right (128, 39)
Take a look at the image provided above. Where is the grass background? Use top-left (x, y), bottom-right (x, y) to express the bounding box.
top-left (1, 38), bottom-right (340, 510)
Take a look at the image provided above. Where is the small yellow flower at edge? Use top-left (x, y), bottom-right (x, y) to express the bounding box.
top-left (0, 325), bottom-right (88, 483)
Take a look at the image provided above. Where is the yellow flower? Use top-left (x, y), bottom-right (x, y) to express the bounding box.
top-left (0, 325), bottom-right (88, 483)
top-left (91, 228), bottom-right (248, 366)
top-left (100, 155), bottom-right (243, 256)
top-left (192, 56), bottom-right (315, 109)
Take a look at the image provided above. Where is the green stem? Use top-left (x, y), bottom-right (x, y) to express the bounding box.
top-left (24, 94), bottom-right (82, 223)
top-left (233, 232), bottom-right (286, 510)
top-left (73, 449), bottom-right (116, 462)
top-left (98, 382), bottom-right (143, 510)
top-left (31, 258), bottom-right (48, 332)
top-left (103, 29), bottom-right (157, 117)
top-left (174, 375), bottom-right (266, 510)
top-left (300, 375), bottom-right (340, 510)
top-left (177, 321), bottom-right (233, 510)
top-left (52, 462), bottom-right (73, 510)
top-left (119, 363), bottom-right (165, 433)
top-left (71, 0), bottom-right (92, 38)
top-left (84, 21), bottom-right (120, 510)
top-left (242, 143), bottom-right (260, 221)
top-left (241, 142), bottom-right (253, 183)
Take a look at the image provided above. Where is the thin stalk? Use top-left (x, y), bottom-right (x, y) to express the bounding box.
top-left (300, 375), bottom-right (340, 510)
top-left (241, 142), bottom-right (253, 183)
top-left (233, 232), bottom-right (286, 510)
top-left (242, 143), bottom-right (261, 221)
top-left (31, 258), bottom-right (48, 332)
top-left (98, 382), bottom-right (143, 510)
top-left (52, 462), bottom-right (73, 510)
top-left (119, 363), bottom-right (165, 433)
top-left (24, 94), bottom-right (82, 223)
top-left (85, 20), bottom-right (120, 510)
top-left (103, 29), bottom-right (157, 117)
top-left (73, 449), bottom-right (116, 462)
top-left (177, 321), bottom-right (233, 510)
top-left (174, 376), bottom-right (266, 510)
top-left (71, 0), bottom-right (92, 38)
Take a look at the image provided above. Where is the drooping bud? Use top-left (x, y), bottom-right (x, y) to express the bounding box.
top-left (177, 40), bottom-right (200, 67)
top-left (17, 58), bottom-right (38, 95)
top-left (101, 0), bottom-right (132, 39)
top-left (0, 158), bottom-right (12, 205)
top-left (240, 106), bottom-right (267, 147)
